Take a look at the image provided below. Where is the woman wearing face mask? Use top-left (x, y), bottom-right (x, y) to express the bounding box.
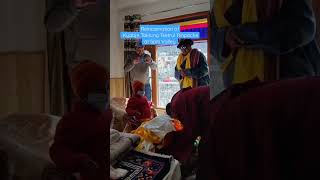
top-left (125, 81), bottom-right (152, 131)
top-left (175, 39), bottom-right (210, 89)
top-left (50, 60), bottom-right (111, 180)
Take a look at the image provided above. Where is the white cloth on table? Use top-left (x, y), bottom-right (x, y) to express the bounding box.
top-left (110, 129), bottom-right (140, 179)
top-left (0, 113), bottom-right (60, 180)
top-left (134, 114), bottom-right (176, 152)
top-left (143, 114), bottom-right (176, 140)
top-left (110, 129), bottom-right (140, 165)
top-left (110, 165), bottom-right (128, 180)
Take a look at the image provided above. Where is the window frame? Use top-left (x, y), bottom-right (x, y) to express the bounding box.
top-left (143, 11), bottom-right (211, 109)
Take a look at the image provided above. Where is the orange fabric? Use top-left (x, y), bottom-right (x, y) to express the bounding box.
top-left (171, 119), bottom-right (184, 131)
top-left (70, 60), bottom-right (109, 98)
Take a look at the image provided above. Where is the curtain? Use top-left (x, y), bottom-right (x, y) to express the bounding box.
top-left (46, 32), bottom-right (68, 116)
top-left (313, 1), bottom-right (320, 45)
top-left (45, 0), bottom-right (76, 116)
top-left (124, 14), bottom-right (142, 97)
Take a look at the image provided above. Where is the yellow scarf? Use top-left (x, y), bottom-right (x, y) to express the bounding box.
top-left (131, 122), bottom-right (161, 151)
top-left (176, 52), bottom-right (193, 88)
top-left (214, 0), bottom-right (265, 84)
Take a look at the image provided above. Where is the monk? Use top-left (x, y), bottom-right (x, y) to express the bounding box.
top-left (50, 60), bottom-right (111, 180)
top-left (165, 76), bottom-right (320, 179)
top-left (125, 80), bottom-right (152, 131)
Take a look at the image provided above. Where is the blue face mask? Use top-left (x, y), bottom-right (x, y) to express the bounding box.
top-left (137, 90), bottom-right (145, 96)
top-left (87, 93), bottom-right (108, 111)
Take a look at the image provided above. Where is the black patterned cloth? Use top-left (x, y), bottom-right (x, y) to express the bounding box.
top-left (114, 150), bottom-right (171, 180)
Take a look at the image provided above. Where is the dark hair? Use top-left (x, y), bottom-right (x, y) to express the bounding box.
top-left (177, 39), bottom-right (194, 48)
top-left (166, 103), bottom-right (172, 117)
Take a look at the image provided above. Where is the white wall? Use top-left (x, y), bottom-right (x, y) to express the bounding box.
top-left (110, 0), bottom-right (210, 78)
top-left (0, 0), bottom-right (46, 52)
top-left (120, 0), bottom-right (210, 22)
top-left (110, 0), bottom-right (125, 78)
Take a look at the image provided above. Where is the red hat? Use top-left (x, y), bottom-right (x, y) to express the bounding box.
top-left (70, 60), bottom-right (109, 98)
top-left (132, 81), bottom-right (144, 94)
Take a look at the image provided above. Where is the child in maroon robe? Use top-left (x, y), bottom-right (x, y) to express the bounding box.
top-left (125, 81), bottom-right (152, 130)
top-left (50, 60), bottom-right (111, 180)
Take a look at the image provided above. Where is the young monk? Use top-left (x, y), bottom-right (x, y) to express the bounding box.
top-left (165, 76), bottom-right (320, 180)
top-left (125, 81), bottom-right (152, 130)
top-left (50, 60), bottom-right (111, 180)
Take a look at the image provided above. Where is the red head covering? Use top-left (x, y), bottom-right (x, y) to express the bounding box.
top-left (132, 81), bottom-right (144, 94)
top-left (70, 60), bottom-right (109, 98)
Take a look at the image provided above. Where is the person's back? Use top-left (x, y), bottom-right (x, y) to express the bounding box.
top-left (162, 86), bottom-right (210, 163)
top-left (200, 77), bottom-right (320, 179)
top-left (165, 76), bottom-right (320, 179)
top-left (51, 101), bottom-right (111, 180)
top-left (50, 60), bottom-right (111, 180)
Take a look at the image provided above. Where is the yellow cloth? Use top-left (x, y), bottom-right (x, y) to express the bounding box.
top-left (214, 0), bottom-right (265, 84)
top-left (131, 122), bottom-right (161, 151)
top-left (176, 52), bottom-right (193, 88)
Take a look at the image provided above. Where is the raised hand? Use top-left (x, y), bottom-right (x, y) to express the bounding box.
top-left (145, 56), bottom-right (152, 64)
top-left (225, 28), bottom-right (244, 50)
top-left (133, 59), bottom-right (140, 65)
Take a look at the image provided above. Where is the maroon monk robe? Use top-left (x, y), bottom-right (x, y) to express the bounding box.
top-left (160, 86), bottom-right (211, 164)
top-left (202, 77), bottom-right (320, 179)
top-left (50, 100), bottom-right (112, 180)
top-left (165, 77), bottom-right (320, 179)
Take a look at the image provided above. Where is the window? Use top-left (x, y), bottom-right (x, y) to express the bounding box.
top-left (147, 12), bottom-right (211, 108)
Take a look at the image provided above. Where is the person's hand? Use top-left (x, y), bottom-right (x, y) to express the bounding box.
top-left (74, 0), bottom-right (96, 8)
top-left (180, 70), bottom-right (186, 78)
top-left (145, 56), bottom-right (152, 64)
top-left (133, 59), bottom-right (140, 65)
top-left (129, 116), bottom-right (141, 127)
top-left (182, 70), bottom-right (191, 77)
top-left (225, 28), bottom-right (244, 50)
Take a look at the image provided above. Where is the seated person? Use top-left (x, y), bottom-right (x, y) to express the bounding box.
top-left (125, 81), bottom-right (152, 131)
top-left (50, 60), bottom-right (112, 180)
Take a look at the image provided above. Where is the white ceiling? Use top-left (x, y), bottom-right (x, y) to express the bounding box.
top-left (116, 0), bottom-right (162, 10)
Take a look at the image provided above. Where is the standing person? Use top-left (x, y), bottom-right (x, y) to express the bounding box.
top-left (124, 41), bottom-right (157, 101)
top-left (50, 60), bottom-right (112, 180)
top-left (175, 39), bottom-right (210, 89)
top-left (211, 0), bottom-right (320, 89)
